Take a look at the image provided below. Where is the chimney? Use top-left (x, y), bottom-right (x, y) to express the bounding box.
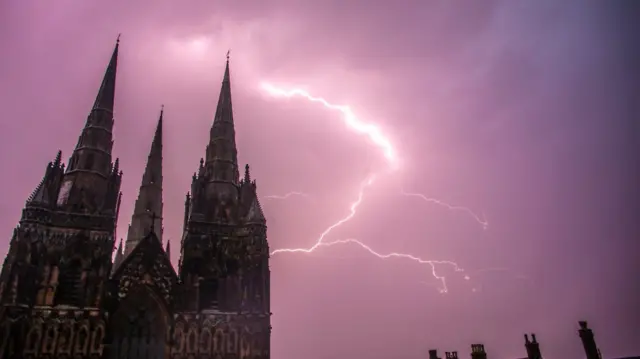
top-left (470, 344), bottom-right (487, 359)
top-left (446, 352), bottom-right (459, 359)
top-left (429, 350), bottom-right (440, 359)
top-left (578, 321), bottom-right (600, 359)
top-left (524, 333), bottom-right (542, 359)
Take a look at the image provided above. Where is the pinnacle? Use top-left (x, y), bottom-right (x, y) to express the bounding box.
top-left (53, 151), bottom-right (62, 167)
top-left (244, 164), bottom-right (251, 182)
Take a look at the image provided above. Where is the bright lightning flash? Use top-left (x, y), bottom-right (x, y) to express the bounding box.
top-left (260, 82), bottom-right (483, 293)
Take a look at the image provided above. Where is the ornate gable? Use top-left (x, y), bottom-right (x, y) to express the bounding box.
top-left (111, 231), bottom-right (178, 306)
top-left (245, 197), bottom-right (266, 224)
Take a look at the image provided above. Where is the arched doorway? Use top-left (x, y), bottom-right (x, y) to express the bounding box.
top-left (109, 286), bottom-right (168, 359)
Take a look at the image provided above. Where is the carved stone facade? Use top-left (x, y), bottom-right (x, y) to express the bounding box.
top-left (0, 39), bottom-right (270, 359)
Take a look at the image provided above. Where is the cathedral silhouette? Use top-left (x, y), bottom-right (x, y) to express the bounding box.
top-left (0, 38), bottom-right (270, 358)
top-left (0, 38), bottom-right (636, 359)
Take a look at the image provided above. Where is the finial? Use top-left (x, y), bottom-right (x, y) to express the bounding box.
top-left (113, 158), bottom-right (120, 173)
top-left (226, 49), bottom-right (230, 61)
top-left (244, 164), bottom-right (251, 182)
top-left (54, 150), bottom-right (62, 166)
top-left (117, 33), bottom-right (121, 44)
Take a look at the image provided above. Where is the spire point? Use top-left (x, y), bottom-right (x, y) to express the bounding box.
top-left (203, 50), bottom-right (238, 184)
top-left (226, 49), bottom-right (230, 62)
top-left (116, 33), bottom-right (121, 44)
top-left (54, 150), bottom-right (62, 166)
top-left (67, 41), bottom-right (120, 178)
top-left (90, 39), bottom-right (120, 112)
top-left (157, 105), bottom-right (164, 126)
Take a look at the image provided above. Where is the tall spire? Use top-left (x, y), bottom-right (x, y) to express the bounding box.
top-left (204, 53), bottom-right (239, 184)
top-left (124, 106), bottom-right (164, 255)
top-left (93, 34), bottom-right (120, 112)
top-left (66, 36), bottom-right (120, 177)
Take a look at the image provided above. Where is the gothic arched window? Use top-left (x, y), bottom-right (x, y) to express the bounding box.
top-left (55, 260), bottom-right (83, 306)
top-left (109, 286), bottom-right (167, 359)
top-left (199, 278), bottom-right (219, 310)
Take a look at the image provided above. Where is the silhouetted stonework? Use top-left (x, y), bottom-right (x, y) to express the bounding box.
top-left (0, 39), bottom-right (270, 359)
top-left (428, 321), bottom-right (638, 359)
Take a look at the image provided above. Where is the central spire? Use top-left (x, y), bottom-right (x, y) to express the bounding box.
top-left (204, 54), bottom-right (239, 184)
top-left (124, 107), bottom-right (164, 255)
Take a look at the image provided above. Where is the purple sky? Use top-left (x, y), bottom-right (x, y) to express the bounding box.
top-left (0, 1), bottom-right (638, 359)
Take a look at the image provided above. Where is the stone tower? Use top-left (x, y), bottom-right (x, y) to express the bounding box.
top-left (0, 40), bottom-right (271, 359)
top-left (176, 55), bottom-right (271, 357)
top-left (0, 38), bottom-right (123, 358)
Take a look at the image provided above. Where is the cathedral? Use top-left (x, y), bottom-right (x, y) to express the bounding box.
top-left (0, 38), bottom-right (271, 359)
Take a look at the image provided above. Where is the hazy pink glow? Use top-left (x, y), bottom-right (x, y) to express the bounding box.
top-left (0, 1), bottom-right (637, 359)
top-left (263, 191), bottom-right (310, 200)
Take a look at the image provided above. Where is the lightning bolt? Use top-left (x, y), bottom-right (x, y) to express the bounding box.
top-left (269, 175), bottom-right (461, 292)
top-left (260, 83), bottom-right (398, 167)
top-left (260, 82), bottom-right (483, 293)
top-left (400, 190), bottom-right (489, 229)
